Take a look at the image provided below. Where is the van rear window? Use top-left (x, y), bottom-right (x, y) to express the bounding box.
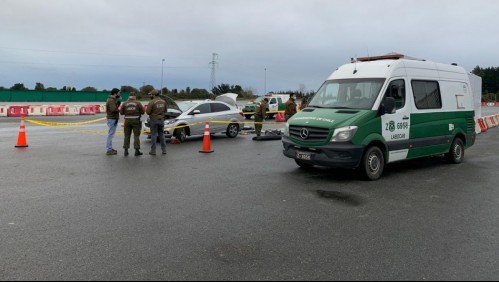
top-left (411, 80), bottom-right (442, 109)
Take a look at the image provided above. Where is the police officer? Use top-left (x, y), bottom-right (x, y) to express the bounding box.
top-left (146, 90), bottom-right (168, 155)
top-left (120, 92), bottom-right (145, 156)
top-left (254, 98), bottom-right (268, 137)
top-left (105, 88), bottom-right (121, 155)
top-left (285, 93), bottom-right (297, 121)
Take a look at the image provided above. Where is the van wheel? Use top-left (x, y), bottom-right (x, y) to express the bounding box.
top-left (175, 127), bottom-right (187, 142)
top-left (226, 123), bottom-right (239, 138)
top-left (245, 114), bottom-right (252, 119)
top-left (362, 146), bottom-right (385, 180)
top-left (446, 137), bottom-right (464, 164)
top-left (295, 160), bottom-right (314, 169)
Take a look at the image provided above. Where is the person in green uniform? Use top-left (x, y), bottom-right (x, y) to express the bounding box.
top-left (120, 92), bottom-right (145, 156)
top-left (285, 93), bottom-right (297, 121)
top-left (146, 90), bottom-right (168, 155)
top-left (254, 98), bottom-right (268, 137)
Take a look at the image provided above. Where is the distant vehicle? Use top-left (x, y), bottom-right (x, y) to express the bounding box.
top-left (283, 53), bottom-right (476, 180)
top-left (242, 94), bottom-right (290, 119)
top-left (145, 93), bottom-right (244, 142)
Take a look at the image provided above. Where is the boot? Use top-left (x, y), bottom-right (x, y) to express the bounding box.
top-left (124, 148), bottom-right (129, 156)
top-left (135, 149), bottom-right (143, 156)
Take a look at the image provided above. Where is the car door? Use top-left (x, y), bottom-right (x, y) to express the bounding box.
top-left (188, 103), bottom-right (212, 136)
top-left (381, 79), bottom-right (412, 163)
top-left (210, 102), bottom-right (232, 132)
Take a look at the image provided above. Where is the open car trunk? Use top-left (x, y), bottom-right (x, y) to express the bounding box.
top-left (215, 93), bottom-right (238, 107)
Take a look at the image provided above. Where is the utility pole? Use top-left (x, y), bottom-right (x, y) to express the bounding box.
top-left (209, 53), bottom-right (218, 92)
top-left (264, 68), bottom-right (267, 95)
top-left (161, 58), bottom-right (165, 95)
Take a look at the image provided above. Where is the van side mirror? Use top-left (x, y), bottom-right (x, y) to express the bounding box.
top-left (380, 97), bottom-right (396, 115)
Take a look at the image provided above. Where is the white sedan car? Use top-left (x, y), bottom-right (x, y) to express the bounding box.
top-left (145, 93), bottom-right (244, 142)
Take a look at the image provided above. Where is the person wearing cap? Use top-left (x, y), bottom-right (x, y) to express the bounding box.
top-left (146, 90), bottom-right (168, 155)
top-left (105, 88), bottom-right (121, 155)
top-left (120, 92), bottom-right (145, 156)
top-left (285, 93), bottom-right (298, 121)
top-left (254, 98), bottom-right (268, 137)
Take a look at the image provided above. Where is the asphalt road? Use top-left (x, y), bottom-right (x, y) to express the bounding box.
top-left (0, 114), bottom-right (498, 280)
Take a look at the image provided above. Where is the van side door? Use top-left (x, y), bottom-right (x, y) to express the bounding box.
top-left (381, 79), bottom-right (412, 163)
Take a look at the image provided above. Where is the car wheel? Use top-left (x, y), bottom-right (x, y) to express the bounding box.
top-left (226, 123), bottom-right (239, 138)
top-left (362, 146), bottom-right (384, 181)
top-left (245, 114), bottom-right (252, 119)
top-left (446, 137), bottom-right (464, 164)
top-left (175, 127), bottom-right (187, 142)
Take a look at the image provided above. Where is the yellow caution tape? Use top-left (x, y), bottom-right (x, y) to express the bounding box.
top-left (26, 117), bottom-right (106, 127)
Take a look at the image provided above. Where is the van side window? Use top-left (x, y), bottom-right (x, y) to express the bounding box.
top-left (384, 79), bottom-right (406, 110)
top-left (411, 80), bottom-right (442, 109)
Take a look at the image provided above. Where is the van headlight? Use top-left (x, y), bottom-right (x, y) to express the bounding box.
top-left (330, 126), bottom-right (358, 142)
top-left (284, 123), bottom-right (290, 136)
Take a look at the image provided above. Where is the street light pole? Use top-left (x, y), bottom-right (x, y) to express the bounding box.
top-left (264, 68), bottom-right (267, 95)
top-left (161, 58), bottom-right (165, 95)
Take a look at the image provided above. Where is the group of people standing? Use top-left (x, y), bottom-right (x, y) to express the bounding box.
top-left (105, 88), bottom-right (168, 156)
top-left (253, 93), bottom-right (309, 136)
top-left (106, 90), bottom-right (310, 152)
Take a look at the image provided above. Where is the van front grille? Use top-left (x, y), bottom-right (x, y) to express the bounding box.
top-left (290, 126), bottom-right (330, 142)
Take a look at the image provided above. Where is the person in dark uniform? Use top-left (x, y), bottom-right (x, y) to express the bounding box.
top-left (105, 88), bottom-right (121, 155)
top-left (285, 93), bottom-right (298, 121)
top-left (146, 90), bottom-right (168, 155)
top-left (120, 92), bottom-right (145, 156)
top-left (254, 98), bottom-right (268, 137)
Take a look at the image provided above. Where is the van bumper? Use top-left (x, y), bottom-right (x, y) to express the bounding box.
top-left (282, 136), bottom-right (365, 169)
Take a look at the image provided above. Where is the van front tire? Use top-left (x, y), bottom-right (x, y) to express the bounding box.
top-left (362, 146), bottom-right (385, 181)
top-left (446, 138), bottom-right (464, 164)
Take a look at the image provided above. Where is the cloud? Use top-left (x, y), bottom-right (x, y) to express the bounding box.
top-left (1, 0), bottom-right (498, 93)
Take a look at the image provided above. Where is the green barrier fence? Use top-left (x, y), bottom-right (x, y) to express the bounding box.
top-left (0, 90), bottom-right (129, 102)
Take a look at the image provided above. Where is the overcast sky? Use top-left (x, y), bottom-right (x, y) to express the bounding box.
top-left (1, 0), bottom-right (498, 94)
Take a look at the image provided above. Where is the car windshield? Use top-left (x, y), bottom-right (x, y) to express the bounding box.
top-left (308, 78), bottom-right (385, 110)
top-left (178, 101), bottom-right (198, 112)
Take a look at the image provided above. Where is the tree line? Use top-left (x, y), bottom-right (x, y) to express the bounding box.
top-left (9, 65), bottom-right (497, 101)
top-left (472, 66), bottom-right (499, 102)
top-left (0, 82), bottom-right (314, 101)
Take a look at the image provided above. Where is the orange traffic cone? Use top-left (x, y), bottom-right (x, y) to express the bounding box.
top-left (15, 115), bottom-right (29, 148)
top-left (199, 121), bottom-right (214, 153)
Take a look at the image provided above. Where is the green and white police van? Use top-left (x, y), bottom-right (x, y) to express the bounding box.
top-left (242, 94), bottom-right (290, 119)
top-left (282, 54), bottom-right (476, 180)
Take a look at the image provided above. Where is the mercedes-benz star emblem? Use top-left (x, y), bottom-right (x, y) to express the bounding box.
top-left (300, 128), bottom-right (309, 140)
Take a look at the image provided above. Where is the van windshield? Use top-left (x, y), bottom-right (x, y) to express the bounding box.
top-left (308, 78), bottom-right (385, 110)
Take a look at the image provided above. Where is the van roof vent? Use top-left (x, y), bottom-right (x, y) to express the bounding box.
top-left (352, 53), bottom-right (425, 63)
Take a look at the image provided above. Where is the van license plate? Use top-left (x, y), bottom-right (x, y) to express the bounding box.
top-left (296, 152), bottom-right (312, 161)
